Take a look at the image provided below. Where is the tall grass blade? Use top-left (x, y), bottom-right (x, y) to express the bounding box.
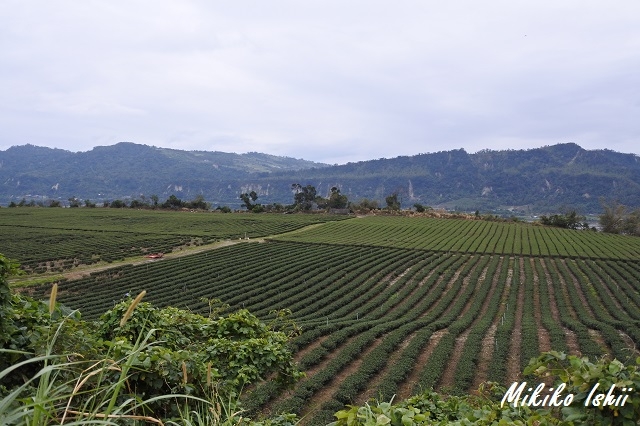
top-left (120, 290), bottom-right (146, 327)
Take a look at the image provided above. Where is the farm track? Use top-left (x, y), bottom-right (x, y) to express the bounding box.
top-left (12, 239), bottom-right (249, 286)
top-left (11, 222), bottom-right (332, 287)
top-left (562, 260), bottom-right (597, 317)
top-left (418, 256), bottom-right (471, 320)
top-left (475, 325), bottom-right (498, 386)
top-left (589, 330), bottom-right (613, 357)
top-left (384, 263), bottom-right (438, 315)
top-left (584, 261), bottom-right (627, 317)
top-left (554, 261), bottom-right (580, 322)
top-left (303, 337), bottom-right (358, 379)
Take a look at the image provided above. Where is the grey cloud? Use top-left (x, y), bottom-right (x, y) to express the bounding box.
top-left (1, 1), bottom-right (639, 163)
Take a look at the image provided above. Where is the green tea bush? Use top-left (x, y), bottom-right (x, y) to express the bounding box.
top-left (330, 352), bottom-right (640, 425)
top-left (1, 254), bottom-right (304, 423)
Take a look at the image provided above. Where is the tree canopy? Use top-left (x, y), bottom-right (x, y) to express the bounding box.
top-left (240, 191), bottom-right (259, 210)
top-left (599, 199), bottom-right (640, 236)
top-left (327, 187), bottom-right (349, 209)
top-left (385, 192), bottom-right (401, 210)
top-left (291, 183), bottom-right (317, 211)
top-left (539, 210), bottom-right (589, 230)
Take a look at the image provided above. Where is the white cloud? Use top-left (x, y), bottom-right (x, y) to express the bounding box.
top-left (1, 0), bottom-right (639, 162)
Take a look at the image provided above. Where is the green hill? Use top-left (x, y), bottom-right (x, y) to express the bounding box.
top-left (2, 142), bottom-right (639, 212)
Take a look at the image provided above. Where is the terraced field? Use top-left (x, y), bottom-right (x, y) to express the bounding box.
top-left (18, 213), bottom-right (640, 425)
top-left (0, 208), bottom-right (346, 272)
top-left (273, 215), bottom-right (640, 259)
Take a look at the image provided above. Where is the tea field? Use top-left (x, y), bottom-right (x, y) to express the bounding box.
top-left (12, 212), bottom-right (640, 425)
top-left (0, 208), bottom-right (346, 273)
top-left (273, 215), bottom-right (640, 259)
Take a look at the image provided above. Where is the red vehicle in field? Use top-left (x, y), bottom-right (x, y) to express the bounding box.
top-left (144, 253), bottom-right (164, 259)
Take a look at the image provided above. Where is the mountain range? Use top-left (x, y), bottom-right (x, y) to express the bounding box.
top-left (1, 142), bottom-right (639, 213)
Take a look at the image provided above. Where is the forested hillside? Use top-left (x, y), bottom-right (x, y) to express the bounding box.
top-left (2, 142), bottom-right (639, 212)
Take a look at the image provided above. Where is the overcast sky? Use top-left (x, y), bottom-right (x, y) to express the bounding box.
top-left (1, 1), bottom-right (639, 164)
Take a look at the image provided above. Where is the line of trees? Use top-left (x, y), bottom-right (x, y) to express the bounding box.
top-left (535, 200), bottom-right (640, 236)
top-left (7, 195), bottom-right (211, 210)
top-left (7, 198), bottom-right (62, 208)
top-left (238, 184), bottom-right (351, 213)
top-left (103, 194), bottom-right (210, 210)
top-left (237, 184), bottom-right (348, 213)
top-left (599, 199), bottom-right (640, 236)
top-left (290, 184), bottom-right (349, 210)
top-left (539, 210), bottom-right (590, 230)
top-left (7, 185), bottom-right (431, 216)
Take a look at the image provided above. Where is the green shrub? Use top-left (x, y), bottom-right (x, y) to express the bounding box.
top-left (1, 265), bottom-right (304, 423)
top-left (330, 352), bottom-right (640, 425)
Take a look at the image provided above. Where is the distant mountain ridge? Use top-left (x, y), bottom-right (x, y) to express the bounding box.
top-left (0, 142), bottom-right (326, 204)
top-left (1, 142), bottom-right (639, 213)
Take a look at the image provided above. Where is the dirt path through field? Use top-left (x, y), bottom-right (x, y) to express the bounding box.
top-left (355, 333), bottom-right (417, 404)
top-left (10, 223), bottom-right (327, 287)
top-left (584, 263), bottom-right (626, 315)
top-left (419, 255), bottom-right (476, 320)
top-left (383, 261), bottom-right (438, 314)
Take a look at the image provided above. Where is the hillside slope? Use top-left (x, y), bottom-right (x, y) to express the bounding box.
top-left (1, 142), bottom-right (639, 212)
